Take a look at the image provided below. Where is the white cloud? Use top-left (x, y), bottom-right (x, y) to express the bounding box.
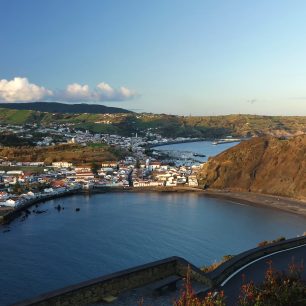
top-left (0, 77), bottom-right (138, 103)
top-left (61, 83), bottom-right (91, 101)
top-left (0, 77), bottom-right (52, 102)
top-left (118, 86), bottom-right (137, 99)
top-left (56, 82), bottom-right (138, 102)
top-left (97, 82), bottom-right (115, 96)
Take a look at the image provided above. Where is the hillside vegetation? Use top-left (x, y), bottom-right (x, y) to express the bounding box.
top-left (0, 105), bottom-right (306, 138)
top-left (0, 102), bottom-right (132, 114)
top-left (0, 144), bottom-right (127, 165)
top-left (197, 135), bottom-right (306, 200)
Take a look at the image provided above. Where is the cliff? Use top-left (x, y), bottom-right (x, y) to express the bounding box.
top-left (197, 135), bottom-right (306, 200)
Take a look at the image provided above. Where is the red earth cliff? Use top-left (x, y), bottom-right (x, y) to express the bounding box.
top-left (197, 135), bottom-right (306, 200)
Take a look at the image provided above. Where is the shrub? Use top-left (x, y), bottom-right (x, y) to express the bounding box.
top-left (257, 240), bottom-right (269, 247)
top-left (201, 255), bottom-right (234, 273)
top-left (257, 236), bottom-right (286, 247)
top-left (237, 259), bottom-right (306, 306)
top-left (174, 266), bottom-right (226, 306)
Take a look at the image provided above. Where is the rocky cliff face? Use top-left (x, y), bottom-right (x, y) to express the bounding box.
top-left (197, 135), bottom-right (306, 200)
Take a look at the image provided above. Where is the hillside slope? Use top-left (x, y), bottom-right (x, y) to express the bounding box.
top-left (197, 135), bottom-right (306, 200)
top-left (0, 102), bottom-right (132, 114)
top-left (0, 106), bottom-right (305, 138)
top-left (0, 144), bottom-right (127, 164)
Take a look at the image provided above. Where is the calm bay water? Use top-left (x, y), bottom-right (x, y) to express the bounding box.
top-left (0, 141), bottom-right (305, 305)
top-left (153, 140), bottom-right (240, 161)
top-left (1, 193), bottom-right (306, 305)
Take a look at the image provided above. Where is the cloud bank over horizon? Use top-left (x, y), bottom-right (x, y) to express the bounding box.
top-left (0, 77), bottom-right (138, 103)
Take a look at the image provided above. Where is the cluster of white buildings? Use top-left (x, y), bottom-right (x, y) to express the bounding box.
top-left (0, 121), bottom-right (202, 211)
top-left (0, 185), bottom-right (80, 208)
top-left (132, 160), bottom-right (199, 188)
top-left (0, 156), bottom-right (200, 209)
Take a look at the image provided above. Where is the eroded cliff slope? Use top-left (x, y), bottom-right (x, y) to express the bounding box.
top-left (197, 135), bottom-right (306, 200)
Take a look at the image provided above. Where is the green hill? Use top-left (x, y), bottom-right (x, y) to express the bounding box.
top-left (0, 102), bottom-right (132, 114)
top-left (0, 105), bottom-right (305, 138)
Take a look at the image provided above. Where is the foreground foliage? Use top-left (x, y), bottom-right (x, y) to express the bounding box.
top-left (139, 260), bottom-right (306, 306)
top-left (238, 260), bottom-right (306, 306)
top-left (174, 269), bottom-right (226, 306)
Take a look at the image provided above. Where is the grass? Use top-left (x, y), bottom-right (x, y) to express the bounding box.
top-left (0, 143), bottom-right (127, 165)
top-left (0, 107), bottom-right (306, 138)
top-left (0, 166), bottom-right (45, 173)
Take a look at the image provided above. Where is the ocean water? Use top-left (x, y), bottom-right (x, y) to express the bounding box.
top-left (0, 140), bottom-right (305, 305)
top-left (152, 140), bottom-right (240, 162)
top-left (0, 192), bottom-right (305, 305)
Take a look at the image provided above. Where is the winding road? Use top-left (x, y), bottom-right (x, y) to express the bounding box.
top-left (220, 244), bottom-right (306, 305)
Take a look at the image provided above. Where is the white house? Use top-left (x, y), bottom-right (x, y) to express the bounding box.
top-left (148, 162), bottom-right (161, 172)
top-left (166, 181), bottom-right (177, 187)
top-left (52, 161), bottom-right (73, 168)
top-left (7, 170), bottom-right (24, 176)
top-left (188, 175), bottom-right (199, 187)
top-left (4, 199), bottom-right (17, 207)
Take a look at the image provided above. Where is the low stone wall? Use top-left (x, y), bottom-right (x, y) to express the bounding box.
top-left (208, 235), bottom-right (306, 286)
top-left (12, 236), bottom-right (306, 305)
top-left (13, 257), bottom-right (212, 306)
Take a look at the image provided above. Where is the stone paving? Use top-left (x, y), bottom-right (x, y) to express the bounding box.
top-left (90, 279), bottom-right (208, 306)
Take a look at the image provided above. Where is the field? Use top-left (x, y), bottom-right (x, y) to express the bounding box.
top-left (0, 144), bottom-right (127, 165)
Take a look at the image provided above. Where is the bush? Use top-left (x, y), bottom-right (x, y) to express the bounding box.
top-left (257, 240), bottom-right (269, 247)
top-left (257, 236), bottom-right (286, 247)
top-left (139, 259), bottom-right (306, 306)
top-left (238, 259), bottom-right (306, 306)
top-left (174, 267), bottom-right (226, 306)
top-left (201, 255), bottom-right (234, 273)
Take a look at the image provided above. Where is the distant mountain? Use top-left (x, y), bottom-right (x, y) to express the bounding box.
top-left (197, 135), bottom-right (306, 200)
top-left (0, 102), bottom-right (132, 114)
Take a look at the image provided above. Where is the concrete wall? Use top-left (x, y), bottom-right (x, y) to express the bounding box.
top-left (12, 236), bottom-right (306, 306)
top-left (208, 235), bottom-right (306, 286)
top-left (13, 257), bottom-right (212, 306)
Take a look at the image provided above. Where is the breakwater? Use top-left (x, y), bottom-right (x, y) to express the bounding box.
top-left (148, 138), bottom-right (206, 148)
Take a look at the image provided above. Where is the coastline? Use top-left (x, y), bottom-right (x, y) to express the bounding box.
top-left (2, 186), bottom-right (306, 226)
top-left (86, 186), bottom-right (306, 217)
top-left (148, 138), bottom-right (207, 148)
top-left (201, 189), bottom-right (306, 217)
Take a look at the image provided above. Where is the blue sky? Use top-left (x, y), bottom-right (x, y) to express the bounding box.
top-left (1, 0), bottom-right (306, 115)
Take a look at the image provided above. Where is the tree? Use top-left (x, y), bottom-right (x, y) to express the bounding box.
top-left (91, 162), bottom-right (100, 175)
top-left (135, 159), bottom-right (141, 169)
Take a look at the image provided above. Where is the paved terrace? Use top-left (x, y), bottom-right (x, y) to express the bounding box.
top-left (13, 236), bottom-right (306, 306)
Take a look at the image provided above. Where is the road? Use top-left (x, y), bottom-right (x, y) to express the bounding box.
top-left (220, 244), bottom-right (306, 305)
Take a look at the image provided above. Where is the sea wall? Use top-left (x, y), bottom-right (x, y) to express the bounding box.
top-left (13, 257), bottom-right (212, 306)
top-left (148, 138), bottom-right (205, 148)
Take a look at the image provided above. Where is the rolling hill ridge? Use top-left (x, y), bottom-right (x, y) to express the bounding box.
top-left (0, 102), bottom-right (132, 114)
